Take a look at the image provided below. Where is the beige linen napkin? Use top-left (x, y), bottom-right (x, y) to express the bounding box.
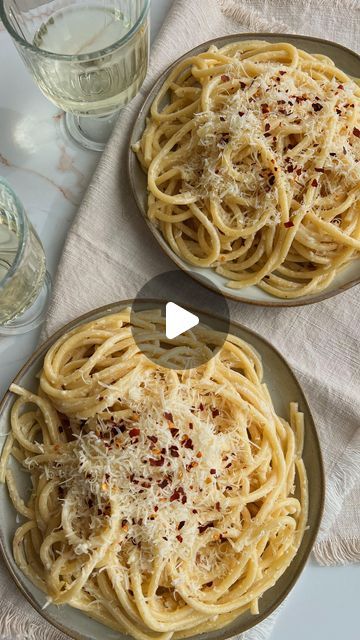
top-left (1, 1), bottom-right (360, 639)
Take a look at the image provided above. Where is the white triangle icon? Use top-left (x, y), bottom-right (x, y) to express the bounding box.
top-left (166, 302), bottom-right (199, 340)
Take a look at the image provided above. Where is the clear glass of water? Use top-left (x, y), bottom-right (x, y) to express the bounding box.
top-left (0, 178), bottom-right (51, 335)
top-left (0, 0), bottom-right (150, 151)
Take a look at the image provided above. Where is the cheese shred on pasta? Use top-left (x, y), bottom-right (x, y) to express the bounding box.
top-left (0, 309), bottom-right (308, 639)
top-left (134, 40), bottom-right (360, 299)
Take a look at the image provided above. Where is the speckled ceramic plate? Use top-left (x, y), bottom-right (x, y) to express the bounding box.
top-left (0, 300), bottom-right (324, 640)
top-left (128, 33), bottom-right (360, 307)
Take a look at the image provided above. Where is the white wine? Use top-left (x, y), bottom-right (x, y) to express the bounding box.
top-left (0, 222), bottom-right (46, 324)
top-left (0, 225), bottom-right (18, 282)
top-left (34, 6), bottom-right (132, 55)
top-left (32, 3), bottom-right (149, 116)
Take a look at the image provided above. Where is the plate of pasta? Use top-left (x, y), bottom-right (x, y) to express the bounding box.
top-left (130, 34), bottom-right (360, 306)
top-left (0, 301), bottom-right (324, 640)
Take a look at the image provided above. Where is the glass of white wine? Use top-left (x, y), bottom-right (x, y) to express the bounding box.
top-left (0, 178), bottom-right (51, 335)
top-left (0, 0), bottom-right (150, 151)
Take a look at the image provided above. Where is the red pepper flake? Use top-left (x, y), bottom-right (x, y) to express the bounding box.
top-left (225, 462), bottom-right (232, 468)
top-left (336, 108), bottom-right (342, 115)
top-left (311, 179), bottom-right (318, 187)
top-left (164, 412), bottom-right (173, 422)
top-left (261, 103), bottom-right (270, 114)
top-left (215, 502), bottom-right (221, 512)
top-left (312, 102), bottom-right (323, 112)
top-left (211, 408), bottom-right (220, 418)
top-left (268, 174), bottom-right (275, 186)
top-left (239, 81), bottom-right (246, 89)
top-left (279, 70), bottom-right (286, 75)
top-left (221, 74), bottom-right (230, 82)
top-left (238, 111), bottom-right (245, 117)
top-left (170, 445), bottom-right (179, 458)
top-left (148, 435), bottom-right (158, 444)
top-left (206, 581), bottom-right (213, 588)
top-left (178, 521), bottom-right (185, 530)
top-left (129, 428), bottom-right (140, 438)
top-left (141, 481), bottom-right (151, 488)
top-left (159, 478), bottom-right (169, 489)
top-left (353, 127), bottom-right (360, 138)
top-left (284, 220), bottom-right (295, 228)
top-left (315, 167), bottom-right (325, 173)
top-left (296, 168), bottom-right (302, 176)
top-left (220, 116), bottom-right (225, 122)
top-left (154, 506), bottom-right (159, 512)
top-left (149, 456), bottom-right (165, 467)
top-left (192, 509), bottom-right (198, 514)
top-left (287, 164), bottom-right (294, 173)
top-left (329, 152), bottom-right (337, 157)
top-left (277, 99), bottom-right (286, 105)
top-left (170, 490), bottom-right (180, 502)
top-left (184, 438), bottom-right (194, 450)
top-left (199, 522), bottom-right (214, 534)
top-left (170, 427), bottom-right (179, 438)
top-left (219, 134), bottom-right (230, 146)
top-left (176, 535), bottom-right (183, 543)
top-left (210, 468), bottom-right (216, 475)
top-left (199, 403), bottom-right (204, 411)
top-left (181, 495), bottom-right (187, 504)
top-left (338, 84), bottom-right (344, 90)
top-left (188, 422), bottom-right (193, 430)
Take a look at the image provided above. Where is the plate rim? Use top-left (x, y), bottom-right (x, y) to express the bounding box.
top-left (0, 299), bottom-right (325, 640)
top-left (128, 31), bottom-right (360, 308)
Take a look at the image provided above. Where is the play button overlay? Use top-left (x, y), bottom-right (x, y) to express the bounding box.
top-left (166, 303), bottom-right (199, 340)
top-left (131, 270), bottom-right (230, 370)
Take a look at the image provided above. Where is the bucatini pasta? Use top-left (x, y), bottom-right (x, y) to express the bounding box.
top-left (134, 40), bottom-right (360, 299)
top-left (0, 308), bottom-right (308, 639)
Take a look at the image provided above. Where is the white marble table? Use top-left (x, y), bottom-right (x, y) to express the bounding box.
top-left (0, 1), bottom-right (358, 639)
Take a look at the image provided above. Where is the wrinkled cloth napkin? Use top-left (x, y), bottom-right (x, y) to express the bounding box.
top-left (1, 1), bottom-right (360, 639)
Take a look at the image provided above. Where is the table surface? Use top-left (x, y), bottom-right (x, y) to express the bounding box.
top-left (0, 1), bottom-right (358, 639)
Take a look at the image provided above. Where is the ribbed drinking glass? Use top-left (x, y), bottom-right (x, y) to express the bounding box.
top-left (0, 0), bottom-right (150, 150)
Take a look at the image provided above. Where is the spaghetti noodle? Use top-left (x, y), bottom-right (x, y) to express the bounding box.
top-left (134, 40), bottom-right (360, 299)
top-left (0, 309), bottom-right (308, 638)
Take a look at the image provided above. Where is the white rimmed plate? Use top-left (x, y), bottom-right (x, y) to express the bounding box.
top-left (0, 300), bottom-right (324, 640)
top-left (128, 33), bottom-right (360, 307)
